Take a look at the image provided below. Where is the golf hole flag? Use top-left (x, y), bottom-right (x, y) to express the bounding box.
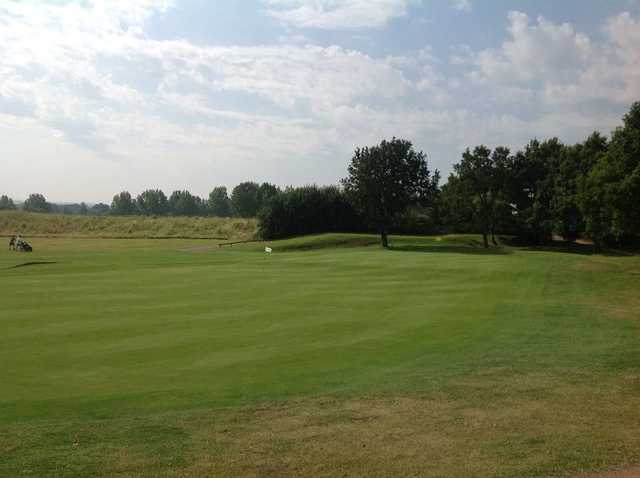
top-left (265, 246), bottom-right (273, 254)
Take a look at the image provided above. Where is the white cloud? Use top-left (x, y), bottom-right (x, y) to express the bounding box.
top-left (263, 0), bottom-right (409, 30)
top-left (451, 0), bottom-right (472, 13)
top-left (465, 11), bottom-right (591, 84)
top-left (0, 2), bottom-right (638, 202)
top-left (456, 10), bottom-right (640, 106)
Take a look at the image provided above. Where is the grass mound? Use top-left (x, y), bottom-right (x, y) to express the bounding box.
top-left (0, 211), bottom-right (257, 240)
top-left (261, 232), bottom-right (506, 253)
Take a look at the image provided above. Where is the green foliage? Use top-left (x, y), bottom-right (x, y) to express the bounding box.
top-left (258, 185), bottom-right (361, 239)
top-left (208, 186), bottom-right (232, 217)
top-left (90, 203), bottom-right (111, 216)
top-left (508, 139), bottom-right (564, 244)
top-left (22, 193), bottom-right (51, 213)
top-left (258, 182), bottom-right (280, 206)
top-left (342, 137), bottom-right (439, 247)
top-left (581, 102), bottom-right (640, 247)
top-left (136, 189), bottom-right (169, 216)
top-left (231, 181), bottom-right (260, 217)
top-left (451, 145), bottom-right (511, 247)
top-left (231, 182), bottom-right (279, 217)
top-left (110, 191), bottom-right (137, 216)
top-left (168, 190), bottom-right (203, 217)
top-left (0, 194), bottom-right (17, 210)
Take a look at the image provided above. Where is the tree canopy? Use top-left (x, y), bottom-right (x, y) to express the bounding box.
top-left (23, 193), bottom-right (51, 213)
top-left (111, 191), bottom-right (137, 216)
top-left (136, 189), bottom-right (169, 216)
top-left (0, 195), bottom-right (17, 210)
top-left (342, 138), bottom-right (439, 247)
top-left (208, 187), bottom-right (232, 217)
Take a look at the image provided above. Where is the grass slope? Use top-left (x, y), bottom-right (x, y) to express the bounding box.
top-left (0, 211), bottom-right (257, 240)
top-left (1, 234), bottom-right (639, 477)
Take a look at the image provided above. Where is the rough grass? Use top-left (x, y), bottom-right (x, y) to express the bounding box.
top-left (1, 233), bottom-right (639, 477)
top-left (0, 211), bottom-right (257, 240)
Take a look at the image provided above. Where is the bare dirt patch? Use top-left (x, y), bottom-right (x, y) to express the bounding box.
top-left (571, 259), bottom-right (616, 273)
top-left (166, 375), bottom-right (640, 478)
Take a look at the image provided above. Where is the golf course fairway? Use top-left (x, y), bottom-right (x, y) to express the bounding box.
top-left (1, 234), bottom-right (639, 477)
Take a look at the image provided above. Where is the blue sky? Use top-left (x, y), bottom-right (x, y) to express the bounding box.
top-left (1, 0), bottom-right (639, 202)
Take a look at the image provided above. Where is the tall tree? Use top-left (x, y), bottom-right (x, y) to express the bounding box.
top-left (258, 182), bottom-right (280, 208)
top-left (506, 139), bottom-right (564, 244)
top-left (342, 138), bottom-right (438, 248)
top-left (168, 190), bottom-right (201, 216)
top-left (551, 133), bottom-right (608, 242)
top-left (453, 146), bottom-right (496, 248)
top-left (91, 203), bottom-right (111, 216)
top-left (208, 186), bottom-right (232, 217)
top-left (440, 174), bottom-right (475, 233)
top-left (0, 195), bottom-right (17, 210)
top-left (23, 193), bottom-right (51, 213)
top-left (136, 189), bottom-right (169, 216)
top-left (110, 191), bottom-right (137, 216)
top-left (582, 102), bottom-right (640, 247)
top-left (231, 182), bottom-right (261, 217)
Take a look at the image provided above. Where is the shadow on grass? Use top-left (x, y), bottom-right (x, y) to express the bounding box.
top-left (388, 244), bottom-right (512, 255)
top-left (7, 261), bottom-right (58, 269)
top-left (509, 240), bottom-right (638, 257)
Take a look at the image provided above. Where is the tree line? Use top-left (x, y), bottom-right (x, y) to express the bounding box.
top-left (260, 101), bottom-right (640, 249)
top-left (3, 102), bottom-right (638, 249)
top-left (0, 182), bottom-right (280, 220)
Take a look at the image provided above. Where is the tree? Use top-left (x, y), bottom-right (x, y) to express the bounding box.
top-left (231, 182), bottom-right (260, 217)
top-left (110, 191), bottom-right (137, 216)
top-left (342, 138), bottom-right (438, 248)
top-left (168, 190), bottom-right (201, 216)
top-left (23, 193), bottom-right (51, 213)
top-left (505, 139), bottom-right (564, 244)
top-left (0, 195), bottom-right (17, 210)
top-left (258, 182), bottom-right (280, 208)
top-left (208, 186), bottom-right (232, 217)
top-left (451, 146), bottom-right (497, 248)
top-left (91, 203), bottom-right (111, 216)
top-left (551, 133), bottom-right (607, 242)
top-left (582, 102), bottom-right (640, 247)
top-left (258, 185), bottom-right (361, 239)
top-left (78, 202), bottom-right (89, 216)
top-left (440, 174), bottom-right (475, 233)
top-left (136, 189), bottom-right (169, 216)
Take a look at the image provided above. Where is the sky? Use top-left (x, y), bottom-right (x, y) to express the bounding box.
top-left (1, 0), bottom-right (639, 203)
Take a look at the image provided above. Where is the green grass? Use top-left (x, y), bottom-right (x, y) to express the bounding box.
top-left (1, 234), bottom-right (639, 477)
top-left (0, 211), bottom-right (257, 240)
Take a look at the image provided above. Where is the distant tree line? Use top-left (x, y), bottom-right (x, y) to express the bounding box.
top-left (108, 182), bottom-right (280, 218)
top-left (1, 182), bottom-right (281, 220)
top-left (3, 102), bottom-right (638, 249)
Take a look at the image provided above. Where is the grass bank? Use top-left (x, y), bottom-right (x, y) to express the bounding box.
top-left (0, 211), bottom-right (257, 240)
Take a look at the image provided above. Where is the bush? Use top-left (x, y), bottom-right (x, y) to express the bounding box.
top-left (258, 185), bottom-right (363, 240)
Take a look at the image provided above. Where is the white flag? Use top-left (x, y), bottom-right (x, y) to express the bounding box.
top-left (265, 246), bottom-right (273, 254)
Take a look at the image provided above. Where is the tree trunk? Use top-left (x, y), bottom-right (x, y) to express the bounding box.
top-left (381, 228), bottom-right (389, 248)
top-left (482, 232), bottom-right (489, 249)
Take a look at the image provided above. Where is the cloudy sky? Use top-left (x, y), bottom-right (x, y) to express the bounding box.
top-left (1, 0), bottom-right (639, 202)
